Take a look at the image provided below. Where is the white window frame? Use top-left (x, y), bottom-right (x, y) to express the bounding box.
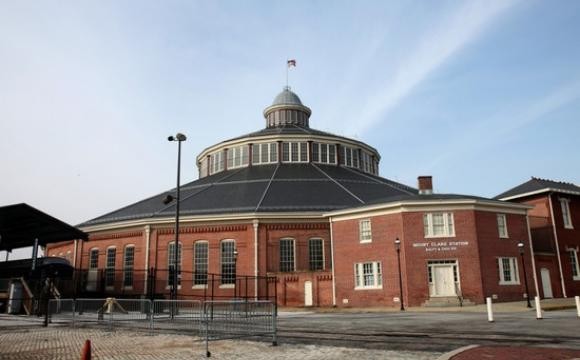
top-left (220, 239), bottom-right (236, 287)
top-left (167, 241), bottom-right (182, 289)
top-left (89, 248), bottom-right (99, 269)
top-left (497, 214), bottom-right (509, 238)
top-left (560, 198), bottom-right (573, 229)
top-left (193, 241), bottom-right (209, 288)
top-left (252, 142), bottom-right (278, 165)
top-left (498, 257), bottom-right (520, 285)
top-left (359, 219), bottom-right (372, 243)
top-left (279, 238), bottom-right (296, 272)
top-left (123, 245), bottom-right (135, 289)
top-left (342, 146), bottom-right (360, 168)
top-left (308, 238), bottom-right (324, 271)
top-left (423, 213), bottom-right (455, 238)
top-left (354, 262), bottom-right (382, 290)
top-left (312, 143), bottom-right (337, 165)
top-left (227, 145), bottom-right (249, 169)
top-left (568, 248), bottom-right (580, 281)
top-left (105, 246), bottom-right (116, 289)
top-left (282, 142), bottom-right (308, 163)
top-left (210, 150), bottom-right (224, 174)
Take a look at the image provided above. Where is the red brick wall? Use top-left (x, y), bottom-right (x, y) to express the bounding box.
top-left (535, 255), bottom-right (563, 298)
top-left (551, 193), bottom-right (580, 297)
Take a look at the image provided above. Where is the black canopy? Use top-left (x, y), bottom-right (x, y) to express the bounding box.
top-left (0, 203), bottom-right (87, 251)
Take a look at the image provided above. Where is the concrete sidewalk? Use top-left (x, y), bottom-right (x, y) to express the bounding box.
top-left (282, 297), bottom-right (579, 314)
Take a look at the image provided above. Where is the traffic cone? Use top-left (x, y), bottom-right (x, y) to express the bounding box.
top-left (80, 339), bottom-right (91, 360)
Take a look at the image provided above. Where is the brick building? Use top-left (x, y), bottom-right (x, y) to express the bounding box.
top-left (497, 178), bottom-right (580, 300)
top-left (47, 87), bottom-right (538, 308)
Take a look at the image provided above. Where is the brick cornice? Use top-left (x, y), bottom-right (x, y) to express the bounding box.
top-left (266, 223), bottom-right (329, 231)
top-left (157, 224), bottom-right (248, 235)
top-left (90, 231), bottom-right (143, 240)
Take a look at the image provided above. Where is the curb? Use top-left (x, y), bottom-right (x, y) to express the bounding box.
top-left (436, 345), bottom-right (479, 360)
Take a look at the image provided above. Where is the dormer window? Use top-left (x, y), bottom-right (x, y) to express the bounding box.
top-left (560, 198), bottom-right (573, 229)
top-left (282, 142), bottom-right (308, 162)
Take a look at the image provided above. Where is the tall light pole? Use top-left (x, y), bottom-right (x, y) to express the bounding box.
top-left (518, 241), bottom-right (532, 308)
top-left (395, 237), bottom-right (404, 311)
top-left (166, 133), bottom-right (186, 300)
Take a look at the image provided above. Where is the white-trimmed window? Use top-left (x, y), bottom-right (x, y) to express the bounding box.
top-left (279, 238), bottom-right (295, 272)
top-left (497, 214), bottom-right (508, 238)
top-left (341, 146), bottom-right (359, 168)
top-left (312, 143), bottom-right (336, 164)
top-left (252, 143), bottom-right (278, 165)
top-left (105, 247), bottom-right (116, 288)
top-left (221, 240), bottom-right (236, 285)
top-left (210, 151), bottom-right (224, 174)
top-left (361, 151), bottom-right (372, 173)
top-left (282, 142), bottom-right (308, 162)
top-left (226, 145), bottom-right (249, 169)
top-left (89, 249), bottom-right (99, 269)
top-left (123, 245), bottom-right (134, 288)
top-left (359, 219), bottom-right (372, 243)
top-left (168, 242), bottom-right (182, 287)
top-left (308, 238), bottom-right (324, 271)
top-left (560, 198), bottom-right (573, 229)
top-left (423, 213), bottom-right (455, 237)
top-left (194, 241), bottom-right (209, 286)
top-left (498, 257), bottom-right (519, 285)
top-left (354, 262), bottom-right (382, 289)
top-left (568, 249), bottom-right (580, 280)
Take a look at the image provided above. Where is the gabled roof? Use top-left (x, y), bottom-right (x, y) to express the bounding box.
top-left (79, 164), bottom-right (418, 228)
top-left (0, 203), bottom-right (87, 251)
top-left (496, 177), bottom-right (580, 201)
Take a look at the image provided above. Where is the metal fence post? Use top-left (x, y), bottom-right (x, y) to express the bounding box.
top-left (109, 308), bottom-right (113, 332)
top-left (72, 300), bottom-right (76, 328)
top-left (205, 303), bottom-right (211, 358)
top-left (272, 302), bottom-right (277, 346)
top-left (149, 299), bottom-right (154, 335)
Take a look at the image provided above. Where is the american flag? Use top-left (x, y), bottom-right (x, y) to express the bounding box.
top-left (287, 59), bottom-right (296, 67)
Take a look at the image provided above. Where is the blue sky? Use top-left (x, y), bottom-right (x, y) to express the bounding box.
top-left (1, 0), bottom-right (579, 240)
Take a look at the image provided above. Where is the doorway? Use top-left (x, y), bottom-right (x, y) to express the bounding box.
top-left (428, 260), bottom-right (458, 297)
top-left (540, 268), bottom-right (553, 298)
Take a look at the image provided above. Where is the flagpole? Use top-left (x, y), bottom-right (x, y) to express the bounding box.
top-left (286, 59), bottom-right (289, 88)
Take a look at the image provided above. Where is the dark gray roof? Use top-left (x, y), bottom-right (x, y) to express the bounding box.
top-left (272, 87), bottom-right (303, 106)
top-left (495, 177), bottom-right (580, 200)
top-left (80, 164), bottom-right (418, 227)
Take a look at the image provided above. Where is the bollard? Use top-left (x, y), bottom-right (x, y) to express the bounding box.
top-left (486, 297), bottom-right (494, 323)
top-left (80, 339), bottom-right (91, 360)
top-left (575, 296), bottom-right (580, 318)
top-left (535, 296), bottom-right (543, 320)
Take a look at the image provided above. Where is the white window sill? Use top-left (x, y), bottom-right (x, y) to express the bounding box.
top-left (123, 286), bottom-right (134, 290)
top-left (564, 225), bottom-right (574, 230)
top-left (425, 234), bottom-right (456, 239)
top-left (192, 285), bottom-right (208, 289)
top-left (499, 235), bottom-right (509, 239)
top-left (359, 239), bottom-right (372, 244)
top-left (573, 276), bottom-right (580, 281)
top-left (354, 286), bottom-right (383, 291)
top-left (219, 284), bottom-right (235, 289)
top-left (499, 281), bottom-right (520, 286)
top-left (165, 286), bottom-right (182, 290)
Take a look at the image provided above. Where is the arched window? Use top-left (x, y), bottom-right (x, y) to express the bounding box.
top-left (279, 238), bottom-right (295, 272)
top-left (123, 245), bottom-right (135, 288)
top-left (89, 248), bottom-right (99, 269)
top-left (105, 247), bottom-right (116, 288)
top-left (308, 238), bottom-right (324, 271)
top-left (194, 241), bottom-right (209, 286)
top-left (221, 240), bottom-right (236, 285)
top-left (168, 242), bottom-right (182, 287)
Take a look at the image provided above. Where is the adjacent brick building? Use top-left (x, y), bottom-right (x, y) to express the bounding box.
top-left (497, 178), bottom-right (580, 300)
top-left (47, 87), bottom-right (540, 308)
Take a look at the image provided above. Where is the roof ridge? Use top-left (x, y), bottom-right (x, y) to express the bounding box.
top-left (254, 164), bottom-right (280, 211)
top-left (312, 163), bottom-right (365, 204)
top-left (531, 176), bottom-right (578, 187)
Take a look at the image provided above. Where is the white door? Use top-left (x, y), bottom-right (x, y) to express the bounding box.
top-left (434, 266), bottom-right (456, 296)
top-left (540, 268), bottom-right (553, 298)
top-left (304, 281), bottom-right (313, 306)
top-left (86, 249), bottom-right (99, 291)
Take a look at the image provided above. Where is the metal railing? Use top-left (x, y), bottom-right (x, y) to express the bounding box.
top-left (47, 297), bottom-right (277, 356)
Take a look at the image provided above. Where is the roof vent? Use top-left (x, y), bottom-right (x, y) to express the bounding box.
top-left (418, 176), bottom-right (433, 195)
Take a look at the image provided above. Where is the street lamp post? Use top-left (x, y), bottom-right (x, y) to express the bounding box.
top-left (166, 133), bottom-right (186, 301)
top-left (394, 238), bottom-right (404, 311)
top-left (518, 241), bottom-right (532, 308)
top-left (233, 248), bottom-right (238, 299)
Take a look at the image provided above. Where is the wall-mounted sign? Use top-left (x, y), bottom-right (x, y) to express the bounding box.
top-left (412, 241), bottom-right (469, 252)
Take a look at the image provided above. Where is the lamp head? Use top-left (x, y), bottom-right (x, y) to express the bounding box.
top-left (168, 136), bottom-right (175, 141)
top-left (395, 237), bottom-right (401, 250)
top-left (518, 241), bottom-right (525, 254)
top-left (163, 194), bottom-right (175, 205)
top-left (175, 133), bottom-right (187, 141)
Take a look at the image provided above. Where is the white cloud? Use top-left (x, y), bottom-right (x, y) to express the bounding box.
top-left (346, 0), bottom-right (519, 135)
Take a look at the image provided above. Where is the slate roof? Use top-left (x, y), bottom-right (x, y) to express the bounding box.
top-left (495, 177), bottom-right (580, 200)
top-left (80, 164), bottom-right (418, 227)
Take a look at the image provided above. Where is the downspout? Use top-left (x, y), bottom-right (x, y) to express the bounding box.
top-left (548, 193), bottom-right (567, 298)
top-left (253, 219), bottom-right (259, 299)
top-left (73, 239), bottom-right (78, 267)
top-left (329, 216), bottom-right (337, 307)
top-left (526, 215), bottom-right (540, 298)
top-left (143, 225), bottom-right (151, 296)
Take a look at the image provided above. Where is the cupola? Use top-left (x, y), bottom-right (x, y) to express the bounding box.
top-left (263, 86), bottom-right (312, 128)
